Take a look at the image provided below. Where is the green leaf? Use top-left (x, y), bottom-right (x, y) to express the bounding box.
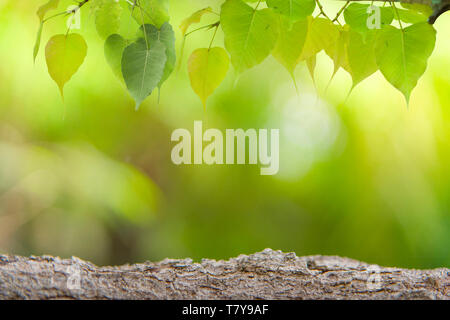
top-left (188, 47), bottom-right (230, 109)
top-left (346, 29), bottom-right (378, 87)
top-left (272, 16), bottom-right (308, 75)
top-left (394, 8), bottom-right (428, 24)
top-left (104, 34), bottom-right (127, 80)
top-left (180, 7), bottom-right (214, 35)
top-left (131, 0), bottom-right (170, 28)
top-left (33, 22), bottom-right (44, 62)
top-left (400, 3), bottom-right (433, 16)
top-left (375, 23), bottom-right (436, 103)
top-left (266, 0), bottom-right (315, 21)
top-left (299, 17), bottom-right (339, 61)
top-left (37, 0), bottom-right (60, 21)
top-left (45, 34), bottom-right (87, 97)
top-left (344, 4), bottom-right (394, 33)
top-left (221, 0), bottom-right (278, 73)
top-left (140, 23), bottom-right (176, 88)
top-left (325, 25), bottom-right (350, 76)
top-left (95, 0), bottom-right (123, 39)
top-left (121, 38), bottom-right (167, 109)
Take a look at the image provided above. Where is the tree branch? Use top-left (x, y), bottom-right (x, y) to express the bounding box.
top-left (0, 249), bottom-right (448, 300)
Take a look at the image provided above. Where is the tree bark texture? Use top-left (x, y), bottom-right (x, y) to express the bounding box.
top-left (0, 249), bottom-right (448, 300)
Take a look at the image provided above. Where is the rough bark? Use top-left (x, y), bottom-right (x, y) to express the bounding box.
top-left (0, 249), bottom-right (448, 300)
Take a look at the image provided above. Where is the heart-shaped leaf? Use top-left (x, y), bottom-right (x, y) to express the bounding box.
top-left (121, 38), bottom-right (167, 109)
top-left (188, 47), bottom-right (230, 109)
top-left (45, 34), bottom-right (88, 97)
top-left (375, 23), bottom-right (436, 103)
top-left (347, 29), bottom-right (378, 88)
top-left (272, 16), bottom-right (308, 75)
top-left (221, 0), bottom-right (278, 73)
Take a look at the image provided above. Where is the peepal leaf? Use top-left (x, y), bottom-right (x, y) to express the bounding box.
top-left (346, 30), bottom-right (378, 87)
top-left (180, 7), bottom-right (214, 35)
top-left (272, 16), bottom-right (308, 75)
top-left (266, 0), bottom-right (315, 21)
top-left (37, 0), bottom-right (60, 21)
top-left (401, 3), bottom-right (432, 16)
top-left (35, 0), bottom-right (61, 61)
top-left (188, 47), bottom-right (230, 109)
top-left (104, 34), bottom-right (127, 80)
top-left (394, 8), bottom-right (428, 24)
top-left (344, 4), bottom-right (393, 33)
top-left (375, 23), bottom-right (436, 103)
top-left (299, 17), bottom-right (339, 61)
top-left (95, 0), bottom-right (123, 39)
top-left (33, 22), bottom-right (44, 62)
top-left (325, 25), bottom-right (350, 76)
top-left (45, 34), bottom-right (87, 97)
top-left (140, 23), bottom-right (176, 88)
top-left (121, 39), bottom-right (167, 109)
top-left (221, 0), bottom-right (278, 73)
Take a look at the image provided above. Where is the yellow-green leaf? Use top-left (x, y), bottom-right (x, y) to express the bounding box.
top-left (37, 0), bottom-right (60, 21)
top-left (45, 34), bottom-right (88, 97)
top-left (375, 23), bottom-right (436, 103)
top-left (33, 22), bottom-right (44, 62)
top-left (272, 16), bottom-right (308, 75)
top-left (180, 7), bottom-right (214, 35)
top-left (95, 0), bottom-right (123, 39)
top-left (188, 47), bottom-right (230, 109)
top-left (347, 29), bottom-right (378, 87)
top-left (325, 25), bottom-right (350, 76)
top-left (299, 17), bottom-right (339, 61)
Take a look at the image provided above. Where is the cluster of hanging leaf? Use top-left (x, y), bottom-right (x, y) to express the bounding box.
top-left (34, 0), bottom-right (439, 109)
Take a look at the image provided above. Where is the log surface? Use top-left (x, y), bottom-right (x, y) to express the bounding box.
top-left (0, 249), bottom-right (448, 300)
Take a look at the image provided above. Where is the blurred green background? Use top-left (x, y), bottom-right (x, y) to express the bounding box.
top-left (0, 0), bottom-right (449, 268)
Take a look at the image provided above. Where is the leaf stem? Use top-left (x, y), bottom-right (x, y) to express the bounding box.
top-left (185, 22), bottom-right (220, 37)
top-left (137, 0), bottom-right (149, 48)
top-left (255, 0), bottom-right (263, 10)
top-left (208, 24), bottom-right (220, 50)
top-left (390, 1), bottom-right (403, 31)
top-left (332, 1), bottom-right (350, 23)
top-left (64, 0), bottom-right (90, 36)
top-left (315, 0), bottom-right (331, 20)
top-left (42, 11), bottom-right (68, 23)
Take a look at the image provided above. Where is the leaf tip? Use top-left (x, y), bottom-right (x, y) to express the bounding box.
top-left (57, 84), bottom-right (65, 101)
top-left (135, 101), bottom-right (142, 111)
